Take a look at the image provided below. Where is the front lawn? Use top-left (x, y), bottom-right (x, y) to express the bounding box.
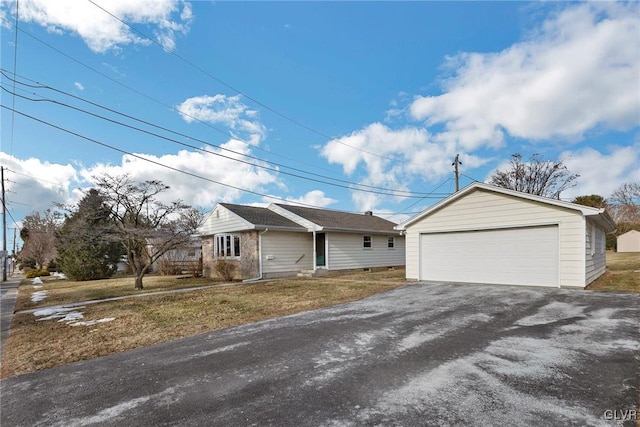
top-left (587, 251), bottom-right (640, 293)
top-left (13, 274), bottom-right (225, 312)
top-left (2, 270), bottom-right (407, 378)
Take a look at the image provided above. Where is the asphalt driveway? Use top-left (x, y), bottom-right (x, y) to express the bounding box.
top-left (1, 282), bottom-right (639, 426)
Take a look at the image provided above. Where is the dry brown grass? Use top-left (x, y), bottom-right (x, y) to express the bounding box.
top-left (14, 274), bottom-right (226, 312)
top-left (2, 271), bottom-right (406, 378)
top-left (587, 251), bottom-right (640, 293)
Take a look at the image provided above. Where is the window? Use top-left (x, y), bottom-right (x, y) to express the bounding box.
top-left (363, 235), bottom-right (372, 249)
top-left (388, 237), bottom-right (395, 249)
top-left (590, 224), bottom-right (596, 256)
top-left (215, 234), bottom-right (241, 258)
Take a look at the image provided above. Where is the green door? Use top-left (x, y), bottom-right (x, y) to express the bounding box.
top-left (315, 233), bottom-right (326, 267)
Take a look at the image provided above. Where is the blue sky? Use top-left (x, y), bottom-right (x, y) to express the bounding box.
top-left (1, 0), bottom-right (639, 242)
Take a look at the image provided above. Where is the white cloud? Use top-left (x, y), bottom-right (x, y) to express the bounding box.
top-left (560, 144), bottom-right (640, 200)
top-left (277, 190), bottom-right (337, 208)
top-left (321, 2), bottom-right (639, 212)
top-left (1, 139), bottom-right (284, 224)
top-left (2, 0), bottom-right (193, 53)
top-left (74, 82), bottom-right (84, 91)
top-left (0, 153), bottom-right (79, 217)
top-left (410, 2), bottom-right (640, 150)
top-left (79, 145), bottom-right (280, 209)
top-left (177, 94), bottom-right (267, 145)
top-left (321, 122), bottom-right (489, 211)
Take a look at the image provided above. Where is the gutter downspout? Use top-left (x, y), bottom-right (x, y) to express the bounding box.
top-left (243, 228), bottom-right (268, 283)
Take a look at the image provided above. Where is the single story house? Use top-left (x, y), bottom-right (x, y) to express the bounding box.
top-left (395, 182), bottom-right (616, 288)
top-left (617, 230), bottom-right (640, 253)
top-left (198, 203), bottom-right (405, 280)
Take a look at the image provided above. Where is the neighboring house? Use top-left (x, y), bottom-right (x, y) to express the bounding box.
top-left (116, 235), bottom-right (203, 275)
top-left (153, 235), bottom-right (203, 274)
top-left (617, 230), bottom-right (640, 253)
top-left (395, 182), bottom-right (616, 288)
top-left (198, 203), bottom-right (405, 280)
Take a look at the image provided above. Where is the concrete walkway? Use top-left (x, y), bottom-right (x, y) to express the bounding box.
top-left (13, 279), bottom-right (247, 315)
top-left (1, 274), bottom-right (23, 364)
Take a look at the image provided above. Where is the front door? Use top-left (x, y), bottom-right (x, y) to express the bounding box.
top-left (315, 233), bottom-right (326, 267)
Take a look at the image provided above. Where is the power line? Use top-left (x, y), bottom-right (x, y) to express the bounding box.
top-left (0, 17), bottom-right (347, 178)
top-left (395, 177), bottom-right (454, 216)
top-left (86, 0), bottom-right (436, 167)
top-left (1, 104), bottom-right (378, 211)
top-left (2, 83), bottom-right (448, 200)
top-left (3, 105), bottom-right (453, 216)
top-left (4, 168), bottom-right (68, 189)
top-left (0, 14), bottom-right (459, 216)
top-left (1, 69), bottom-right (445, 198)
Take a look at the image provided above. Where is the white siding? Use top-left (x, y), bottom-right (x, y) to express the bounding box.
top-left (198, 205), bottom-right (253, 236)
top-left (585, 219), bottom-right (607, 285)
top-left (261, 231), bottom-right (313, 275)
top-left (404, 189), bottom-right (586, 287)
top-left (327, 233), bottom-right (405, 271)
top-left (618, 230), bottom-right (640, 252)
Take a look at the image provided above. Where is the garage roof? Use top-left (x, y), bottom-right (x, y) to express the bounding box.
top-left (395, 182), bottom-right (616, 232)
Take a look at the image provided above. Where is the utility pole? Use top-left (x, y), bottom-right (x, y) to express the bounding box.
top-left (452, 154), bottom-right (462, 192)
top-left (2, 166), bottom-right (7, 281)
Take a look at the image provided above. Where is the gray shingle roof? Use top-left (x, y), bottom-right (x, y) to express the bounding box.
top-left (274, 204), bottom-right (398, 233)
top-left (220, 203), bottom-right (305, 230)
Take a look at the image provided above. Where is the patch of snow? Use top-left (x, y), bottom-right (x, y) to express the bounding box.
top-left (31, 290), bottom-right (48, 303)
top-left (60, 387), bottom-right (179, 425)
top-left (33, 285), bottom-right (43, 289)
top-left (57, 312), bottom-right (85, 323)
top-left (192, 342), bottom-right (251, 358)
top-left (52, 272), bottom-right (67, 279)
top-left (306, 331), bottom-right (387, 387)
top-left (31, 277), bottom-right (43, 285)
top-left (37, 310), bottom-right (83, 322)
top-left (515, 302), bottom-right (586, 327)
top-left (71, 318), bottom-right (116, 327)
top-left (33, 306), bottom-right (115, 328)
top-left (33, 307), bottom-right (77, 317)
top-left (398, 331), bottom-right (443, 352)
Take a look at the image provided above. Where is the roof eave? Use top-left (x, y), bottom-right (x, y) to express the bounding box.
top-left (322, 227), bottom-right (402, 235)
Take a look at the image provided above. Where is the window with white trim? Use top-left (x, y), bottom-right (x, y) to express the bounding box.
top-left (388, 236), bottom-right (395, 249)
top-left (363, 235), bottom-right (372, 249)
top-left (215, 234), bottom-right (241, 258)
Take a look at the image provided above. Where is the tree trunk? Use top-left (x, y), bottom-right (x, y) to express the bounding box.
top-left (134, 273), bottom-right (144, 290)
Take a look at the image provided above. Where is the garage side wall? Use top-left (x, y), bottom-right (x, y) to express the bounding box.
top-left (404, 189), bottom-right (586, 287)
top-left (585, 219), bottom-right (607, 285)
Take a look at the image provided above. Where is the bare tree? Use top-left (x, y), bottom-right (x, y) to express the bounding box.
top-left (19, 209), bottom-right (61, 269)
top-left (95, 174), bottom-right (200, 290)
top-left (609, 182), bottom-right (640, 224)
top-left (489, 153), bottom-right (579, 199)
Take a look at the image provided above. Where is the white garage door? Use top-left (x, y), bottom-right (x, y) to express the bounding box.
top-left (420, 225), bottom-right (559, 287)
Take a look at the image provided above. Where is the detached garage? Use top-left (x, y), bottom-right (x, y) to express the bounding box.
top-left (396, 183), bottom-right (616, 288)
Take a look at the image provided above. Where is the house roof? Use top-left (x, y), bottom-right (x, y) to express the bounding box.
top-left (273, 204), bottom-right (399, 233)
top-left (219, 203), bottom-right (305, 230)
top-left (396, 182), bottom-right (617, 232)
